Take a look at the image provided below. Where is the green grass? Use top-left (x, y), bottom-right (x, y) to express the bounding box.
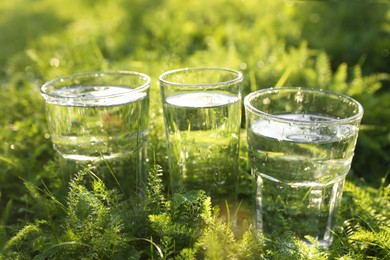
top-left (0, 0), bottom-right (389, 259)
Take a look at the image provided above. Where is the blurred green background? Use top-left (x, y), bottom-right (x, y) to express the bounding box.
top-left (0, 0), bottom-right (389, 258)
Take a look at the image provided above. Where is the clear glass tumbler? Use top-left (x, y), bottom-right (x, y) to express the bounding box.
top-left (159, 67), bottom-right (243, 207)
top-left (41, 71), bottom-right (150, 198)
top-left (244, 87), bottom-right (363, 247)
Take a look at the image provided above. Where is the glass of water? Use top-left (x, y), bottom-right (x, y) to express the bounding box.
top-left (244, 87), bottom-right (363, 247)
top-left (41, 71), bottom-right (150, 198)
top-left (159, 67), bottom-right (243, 207)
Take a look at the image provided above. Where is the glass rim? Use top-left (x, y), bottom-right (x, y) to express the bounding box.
top-left (159, 67), bottom-right (243, 87)
top-left (244, 87), bottom-right (364, 125)
top-left (41, 70), bottom-right (151, 100)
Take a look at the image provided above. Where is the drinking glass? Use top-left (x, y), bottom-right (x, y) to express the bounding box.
top-left (159, 67), bottom-right (243, 206)
top-left (41, 71), bottom-right (150, 197)
top-left (244, 87), bottom-right (363, 247)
